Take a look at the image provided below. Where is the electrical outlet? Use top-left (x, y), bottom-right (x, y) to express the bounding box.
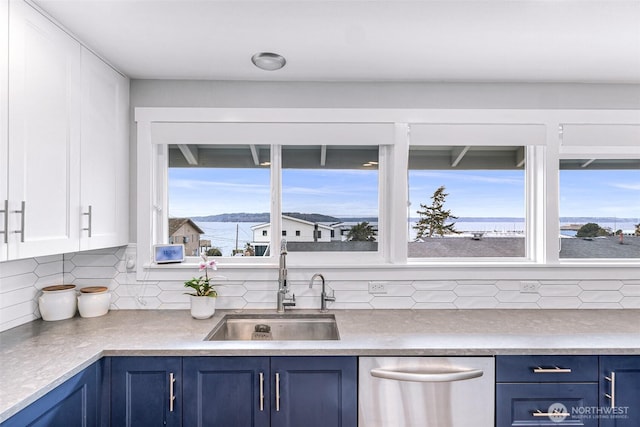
top-left (369, 281), bottom-right (387, 294)
top-left (520, 281), bottom-right (540, 293)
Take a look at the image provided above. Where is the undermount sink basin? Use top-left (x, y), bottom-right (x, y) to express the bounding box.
top-left (205, 314), bottom-right (340, 341)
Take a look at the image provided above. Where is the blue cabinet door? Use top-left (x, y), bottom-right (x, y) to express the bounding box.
top-left (1, 361), bottom-right (101, 427)
top-left (600, 356), bottom-right (640, 427)
top-left (110, 356), bottom-right (182, 427)
top-left (183, 356), bottom-right (270, 427)
top-left (270, 356), bottom-right (357, 427)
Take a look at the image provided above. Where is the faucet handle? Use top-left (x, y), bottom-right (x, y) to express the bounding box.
top-left (324, 289), bottom-right (336, 302)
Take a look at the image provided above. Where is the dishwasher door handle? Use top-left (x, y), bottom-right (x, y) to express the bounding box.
top-left (370, 367), bottom-right (484, 382)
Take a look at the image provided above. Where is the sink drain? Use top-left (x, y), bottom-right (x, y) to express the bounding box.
top-left (251, 324), bottom-right (272, 340)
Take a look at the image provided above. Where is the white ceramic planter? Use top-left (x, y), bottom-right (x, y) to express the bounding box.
top-left (78, 286), bottom-right (111, 318)
top-left (190, 295), bottom-right (216, 319)
top-left (39, 285), bottom-right (77, 321)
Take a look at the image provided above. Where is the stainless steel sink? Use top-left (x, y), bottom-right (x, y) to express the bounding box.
top-left (205, 314), bottom-right (340, 341)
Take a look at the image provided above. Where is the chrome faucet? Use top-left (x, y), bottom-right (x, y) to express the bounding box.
top-left (309, 273), bottom-right (335, 313)
top-left (277, 239), bottom-right (295, 312)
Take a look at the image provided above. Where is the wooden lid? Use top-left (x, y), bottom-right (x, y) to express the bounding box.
top-left (42, 284), bottom-right (76, 292)
top-left (80, 286), bottom-right (109, 294)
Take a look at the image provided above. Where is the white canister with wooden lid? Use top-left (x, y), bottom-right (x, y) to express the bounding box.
top-left (77, 286), bottom-right (111, 318)
top-left (39, 285), bottom-right (77, 321)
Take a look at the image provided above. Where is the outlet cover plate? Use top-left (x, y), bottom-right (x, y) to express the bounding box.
top-left (368, 281), bottom-right (387, 294)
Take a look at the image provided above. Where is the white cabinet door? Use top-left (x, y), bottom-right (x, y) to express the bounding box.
top-left (80, 48), bottom-right (129, 250)
top-left (0, 0), bottom-right (8, 260)
top-left (8, 0), bottom-right (81, 259)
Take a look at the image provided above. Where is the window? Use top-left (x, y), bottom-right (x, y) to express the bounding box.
top-left (281, 145), bottom-right (379, 252)
top-left (282, 230), bottom-right (286, 236)
top-left (168, 145), bottom-right (271, 257)
top-left (408, 146), bottom-right (527, 258)
top-left (559, 159), bottom-right (640, 259)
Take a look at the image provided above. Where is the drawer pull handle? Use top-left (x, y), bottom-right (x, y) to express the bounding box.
top-left (259, 372), bottom-right (265, 411)
top-left (605, 372), bottom-right (616, 408)
top-left (275, 372), bottom-right (281, 412)
top-left (169, 372), bottom-right (176, 412)
top-left (533, 409), bottom-right (570, 418)
top-left (533, 366), bottom-right (572, 373)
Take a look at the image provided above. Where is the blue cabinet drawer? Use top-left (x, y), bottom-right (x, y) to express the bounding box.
top-left (497, 356), bottom-right (598, 383)
top-left (496, 383), bottom-right (598, 427)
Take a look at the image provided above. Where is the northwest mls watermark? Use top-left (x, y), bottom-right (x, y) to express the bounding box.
top-left (543, 403), bottom-right (630, 423)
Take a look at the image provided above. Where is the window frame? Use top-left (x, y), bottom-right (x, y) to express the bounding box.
top-left (135, 108), bottom-right (640, 281)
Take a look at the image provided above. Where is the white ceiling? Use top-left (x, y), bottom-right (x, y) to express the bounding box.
top-left (32, 0), bottom-right (640, 83)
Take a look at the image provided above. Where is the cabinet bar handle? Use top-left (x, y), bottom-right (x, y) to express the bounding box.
top-left (169, 372), bottom-right (176, 412)
top-left (370, 367), bottom-right (483, 382)
top-left (13, 201), bottom-right (25, 242)
top-left (532, 410), bottom-right (570, 418)
top-left (82, 205), bottom-right (92, 237)
top-left (605, 371), bottom-right (616, 408)
top-left (0, 200), bottom-right (7, 243)
top-left (259, 372), bottom-right (264, 411)
top-left (532, 366), bottom-right (572, 373)
top-left (275, 372), bottom-right (281, 412)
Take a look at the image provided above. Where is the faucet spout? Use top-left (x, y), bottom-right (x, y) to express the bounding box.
top-left (277, 239), bottom-right (295, 312)
top-left (309, 273), bottom-right (335, 313)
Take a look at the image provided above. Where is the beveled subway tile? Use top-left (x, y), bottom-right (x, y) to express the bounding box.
top-left (578, 290), bottom-right (623, 303)
top-left (453, 285), bottom-right (499, 297)
top-left (620, 297), bottom-right (640, 308)
top-left (158, 291), bottom-right (191, 304)
top-left (370, 296), bottom-right (415, 309)
top-left (620, 285), bottom-right (640, 296)
top-left (412, 281), bottom-right (457, 291)
top-left (538, 284), bottom-right (582, 297)
top-left (34, 261), bottom-right (63, 278)
top-left (412, 291), bottom-right (456, 303)
top-left (0, 287), bottom-right (38, 309)
top-left (0, 258), bottom-right (37, 278)
top-left (333, 290), bottom-right (372, 303)
top-left (579, 302), bottom-right (623, 309)
top-left (578, 280), bottom-right (623, 291)
top-left (71, 266), bottom-right (117, 279)
top-left (413, 302), bottom-right (457, 309)
top-left (0, 273), bottom-right (38, 293)
top-left (537, 296), bottom-right (582, 309)
top-left (495, 290), bottom-right (540, 303)
top-left (114, 284), bottom-right (161, 298)
top-left (453, 297), bottom-right (498, 309)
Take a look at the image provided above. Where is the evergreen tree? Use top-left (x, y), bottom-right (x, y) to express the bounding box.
top-left (347, 221), bottom-right (376, 241)
top-left (413, 186), bottom-right (459, 238)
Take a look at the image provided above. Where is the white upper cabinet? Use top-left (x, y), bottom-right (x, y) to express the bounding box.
top-left (80, 48), bottom-right (129, 250)
top-left (1, 0), bottom-right (8, 260)
top-left (7, 0), bottom-right (81, 259)
top-left (3, 1), bottom-right (129, 261)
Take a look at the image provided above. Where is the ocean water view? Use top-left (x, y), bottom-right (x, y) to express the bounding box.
top-left (195, 218), bottom-right (638, 257)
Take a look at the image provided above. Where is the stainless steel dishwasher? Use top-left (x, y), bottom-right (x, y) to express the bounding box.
top-left (358, 357), bottom-right (494, 427)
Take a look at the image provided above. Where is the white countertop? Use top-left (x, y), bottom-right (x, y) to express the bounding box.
top-left (1, 309), bottom-right (639, 422)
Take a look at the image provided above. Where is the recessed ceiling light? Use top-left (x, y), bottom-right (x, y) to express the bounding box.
top-left (251, 52), bottom-right (286, 71)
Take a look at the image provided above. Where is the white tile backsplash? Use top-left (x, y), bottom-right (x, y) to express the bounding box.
top-left (1, 244), bottom-right (639, 332)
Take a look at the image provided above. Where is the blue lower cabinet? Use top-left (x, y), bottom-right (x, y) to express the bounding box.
top-left (182, 356), bottom-right (357, 427)
top-left (600, 356), bottom-right (640, 427)
top-left (496, 383), bottom-right (598, 427)
top-left (110, 356), bottom-right (182, 427)
top-left (1, 360), bottom-right (101, 427)
top-left (271, 356), bottom-right (357, 427)
top-left (183, 356), bottom-right (270, 427)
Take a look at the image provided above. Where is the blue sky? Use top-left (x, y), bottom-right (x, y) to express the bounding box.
top-left (169, 167), bottom-right (640, 220)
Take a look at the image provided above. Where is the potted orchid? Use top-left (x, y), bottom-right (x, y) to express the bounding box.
top-left (184, 254), bottom-right (218, 319)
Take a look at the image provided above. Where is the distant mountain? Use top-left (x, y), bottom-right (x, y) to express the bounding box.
top-left (191, 212), bottom-right (342, 223)
top-left (191, 213), bottom-right (270, 222)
